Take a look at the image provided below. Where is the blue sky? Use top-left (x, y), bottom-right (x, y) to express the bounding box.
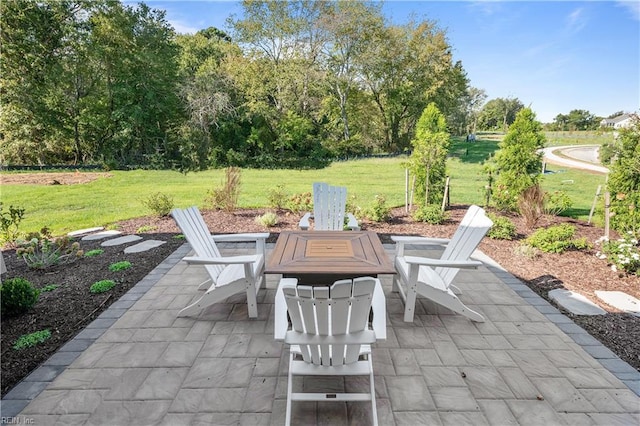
top-left (135, 1), bottom-right (639, 123)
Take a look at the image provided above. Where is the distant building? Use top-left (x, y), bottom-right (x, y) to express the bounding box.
top-left (600, 113), bottom-right (634, 129)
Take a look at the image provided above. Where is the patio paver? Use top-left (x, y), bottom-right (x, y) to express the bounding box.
top-left (2, 242), bottom-right (638, 425)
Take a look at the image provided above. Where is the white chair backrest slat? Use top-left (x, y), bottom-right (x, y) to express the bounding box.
top-left (284, 278), bottom-right (376, 366)
top-left (172, 206), bottom-right (224, 279)
top-left (313, 182), bottom-right (347, 231)
top-left (437, 205), bottom-right (493, 286)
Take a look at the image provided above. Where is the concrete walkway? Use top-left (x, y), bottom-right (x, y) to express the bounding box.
top-left (2, 243), bottom-right (639, 425)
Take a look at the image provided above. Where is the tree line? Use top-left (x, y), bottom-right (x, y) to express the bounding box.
top-left (0, 0), bottom-right (489, 170)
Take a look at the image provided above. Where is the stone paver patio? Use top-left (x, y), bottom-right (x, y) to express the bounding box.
top-left (2, 242), bottom-right (639, 425)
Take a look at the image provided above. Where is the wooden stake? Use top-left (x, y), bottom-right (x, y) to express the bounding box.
top-left (588, 184), bottom-right (602, 225)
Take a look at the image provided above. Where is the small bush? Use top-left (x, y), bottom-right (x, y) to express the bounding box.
top-left (136, 225), bottom-right (157, 233)
top-left (206, 167), bottom-right (241, 212)
top-left (363, 195), bottom-right (390, 223)
top-left (267, 185), bottom-right (288, 209)
top-left (345, 194), bottom-right (363, 218)
top-left (0, 203), bottom-right (25, 245)
top-left (41, 284), bottom-right (59, 292)
top-left (16, 228), bottom-right (83, 269)
top-left (84, 249), bottom-right (104, 257)
top-left (90, 279), bottom-right (116, 294)
top-left (143, 192), bottom-right (174, 217)
top-left (0, 277), bottom-right (39, 315)
top-left (412, 204), bottom-right (446, 224)
top-left (288, 192), bottom-right (313, 214)
top-left (487, 213), bottom-right (517, 240)
top-left (13, 329), bottom-right (51, 350)
top-left (109, 261), bottom-right (132, 272)
top-left (544, 191), bottom-right (573, 216)
top-left (598, 231), bottom-right (640, 275)
top-left (518, 185), bottom-right (544, 229)
top-left (255, 212), bottom-right (278, 228)
top-left (525, 224), bottom-right (591, 253)
top-left (514, 244), bottom-right (541, 260)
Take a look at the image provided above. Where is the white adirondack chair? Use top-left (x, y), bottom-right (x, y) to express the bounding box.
top-left (281, 277), bottom-right (383, 426)
top-left (171, 206), bottom-right (268, 318)
top-left (299, 182), bottom-right (359, 231)
top-left (391, 205), bottom-right (493, 322)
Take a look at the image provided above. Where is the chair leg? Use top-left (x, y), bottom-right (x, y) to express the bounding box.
top-left (403, 286), bottom-right (418, 322)
top-left (245, 279), bottom-right (259, 318)
top-left (285, 352), bottom-right (294, 426)
top-left (369, 357), bottom-right (378, 426)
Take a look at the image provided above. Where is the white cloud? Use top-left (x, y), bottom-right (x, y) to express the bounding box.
top-left (617, 0), bottom-right (640, 21)
top-left (566, 7), bottom-right (587, 34)
top-left (168, 19), bottom-right (200, 35)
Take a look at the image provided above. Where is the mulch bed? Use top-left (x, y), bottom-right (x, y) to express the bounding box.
top-left (1, 205), bottom-right (638, 398)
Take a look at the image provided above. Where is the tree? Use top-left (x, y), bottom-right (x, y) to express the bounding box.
top-left (477, 97), bottom-right (524, 131)
top-left (552, 109), bottom-right (598, 131)
top-left (607, 114), bottom-right (640, 233)
top-left (492, 107), bottom-right (546, 210)
top-left (360, 20), bottom-right (457, 151)
top-left (407, 103), bottom-right (450, 206)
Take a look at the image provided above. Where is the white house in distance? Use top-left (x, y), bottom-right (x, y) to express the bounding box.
top-left (600, 113), bottom-right (634, 129)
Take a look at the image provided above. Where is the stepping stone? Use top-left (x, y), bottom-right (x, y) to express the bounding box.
top-left (100, 235), bottom-right (142, 247)
top-left (124, 240), bottom-right (166, 254)
top-left (82, 230), bottom-right (122, 241)
top-left (68, 227), bottom-right (104, 237)
top-left (595, 291), bottom-right (640, 317)
top-left (549, 289), bottom-right (606, 315)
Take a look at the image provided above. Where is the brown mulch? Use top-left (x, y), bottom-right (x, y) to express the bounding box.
top-left (1, 205), bottom-right (639, 398)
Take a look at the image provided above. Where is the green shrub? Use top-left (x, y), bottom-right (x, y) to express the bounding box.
top-left (0, 203), bottom-right (25, 245)
top-left (0, 277), bottom-right (39, 315)
top-left (143, 192), bottom-right (174, 217)
top-left (525, 224), bottom-right (591, 253)
top-left (13, 329), bottom-right (51, 350)
top-left (598, 232), bottom-right (640, 275)
top-left (288, 192), bottom-right (313, 214)
top-left (544, 190), bottom-right (573, 216)
top-left (41, 284), bottom-right (59, 292)
top-left (109, 261), bottom-right (132, 272)
top-left (206, 167), bottom-right (241, 212)
top-left (267, 185), bottom-right (288, 209)
top-left (345, 194), bottom-right (363, 218)
top-left (255, 212), bottom-right (278, 228)
top-left (412, 204), bottom-right (446, 224)
top-left (136, 225), bottom-right (157, 233)
top-left (84, 249), bottom-right (104, 257)
top-left (90, 279), bottom-right (116, 294)
top-left (514, 244), bottom-right (541, 260)
top-left (16, 228), bottom-right (83, 269)
top-left (366, 195), bottom-right (391, 223)
top-left (487, 213), bottom-right (517, 240)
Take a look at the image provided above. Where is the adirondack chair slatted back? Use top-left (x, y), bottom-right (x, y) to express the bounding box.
top-left (436, 205), bottom-right (493, 285)
top-left (313, 182), bottom-right (347, 231)
top-left (283, 278), bottom-right (375, 366)
top-left (171, 206), bottom-right (224, 279)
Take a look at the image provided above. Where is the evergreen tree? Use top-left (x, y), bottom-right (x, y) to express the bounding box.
top-left (407, 103), bottom-right (450, 206)
top-left (492, 107), bottom-right (546, 210)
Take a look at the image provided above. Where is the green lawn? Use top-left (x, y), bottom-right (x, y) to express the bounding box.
top-left (1, 135), bottom-right (609, 236)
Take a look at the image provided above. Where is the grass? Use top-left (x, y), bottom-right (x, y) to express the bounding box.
top-left (1, 133), bottom-right (610, 236)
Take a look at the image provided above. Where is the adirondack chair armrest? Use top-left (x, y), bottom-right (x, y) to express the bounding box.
top-left (183, 254), bottom-right (262, 266)
top-left (371, 279), bottom-right (386, 340)
top-left (211, 233), bottom-right (268, 255)
top-left (391, 235), bottom-right (451, 255)
top-left (211, 233), bottom-right (269, 242)
top-left (299, 212), bottom-right (312, 230)
top-left (346, 213), bottom-right (360, 231)
top-left (284, 330), bottom-right (377, 346)
top-left (402, 255), bottom-right (483, 269)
